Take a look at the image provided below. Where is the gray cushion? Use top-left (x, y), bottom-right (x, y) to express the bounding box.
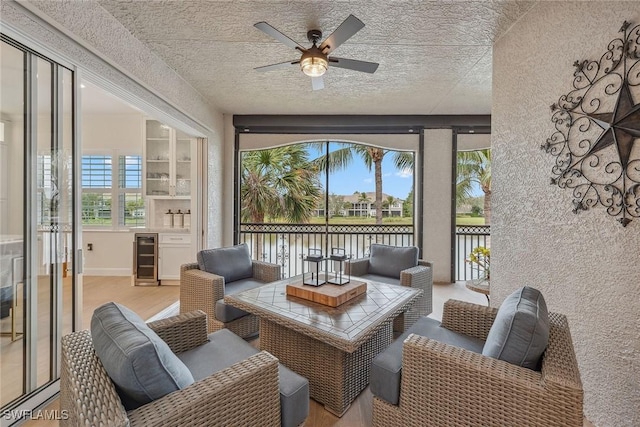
top-left (482, 286), bottom-right (549, 370)
top-left (90, 302), bottom-right (194, 410)
top-left (368, 244), bottom-right (419, 279)
top-left (197, 243), bottom-right (253, 283)
top-left (214, 278), bottom-right (266, 322)
top-left (359, 273), bottom-right (401, 286)
top-left (371, 316), bottom-right (484, 405)
top-left (178, 329), bottom-right (309, 427)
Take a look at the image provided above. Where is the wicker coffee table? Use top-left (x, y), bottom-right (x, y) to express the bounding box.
top-left (225, 276), bottom-right (421, 416)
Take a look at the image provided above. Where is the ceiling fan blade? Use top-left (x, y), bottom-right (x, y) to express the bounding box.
top-left (255, 60), bottom-right (299, 72)
top-left (311, 76), bottom-right (325, 91)
top-left (319, 15), bottom-right (365, 54)
top-left (254, 22), bottom-right (306, 51)
top-left (329, 57), bottom-right (379, 73)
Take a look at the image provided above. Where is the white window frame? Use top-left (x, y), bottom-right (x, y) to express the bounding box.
top-left (81, 149), bottom-right (143, 230)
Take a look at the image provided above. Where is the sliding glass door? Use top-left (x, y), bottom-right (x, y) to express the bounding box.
top-left (1, 35), bottom-right (78, 415)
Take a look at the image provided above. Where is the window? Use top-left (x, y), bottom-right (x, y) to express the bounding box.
top-left (81, 153), bottom-right (144, 227)
top-left (118, 155), bottom-right (144, 227)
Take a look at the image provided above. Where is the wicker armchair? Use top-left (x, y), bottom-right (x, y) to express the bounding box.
top-left (372, 300), bottom-right (584, 427)
top-left (60, 311), bottom-right (282, 427)
top-left (180, 260), bottom-right (280, 337)
top-left (346, 251), bottom-right (432, 332)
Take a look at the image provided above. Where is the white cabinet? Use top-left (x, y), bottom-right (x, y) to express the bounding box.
top-left (158, 233), bottom-right (192, 280)
top-left (144, 120), bottom-right (194, 198)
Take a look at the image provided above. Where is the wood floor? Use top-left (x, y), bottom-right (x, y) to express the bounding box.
top-left (1, 276), bottom-right (179, 409)
top-left (12, 279), bottom-right (595, 427)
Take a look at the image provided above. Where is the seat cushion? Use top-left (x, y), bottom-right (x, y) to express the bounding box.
top-left (371, 316), bottom-right (484, 405)
top-left (359, 273), bottom-right (401, 287)
top-left (197, 243), bottom-right (253, 283)
top-left (178, 329), bottom-right (309, 427)
top-left (215, 278), bottom-right (266, 322)
top-left (90, 302), bottom-right (194, 410)
top-left (368, 244), bottom-right (419, 279)
top-left (482, 286), bottom-right (549, 370)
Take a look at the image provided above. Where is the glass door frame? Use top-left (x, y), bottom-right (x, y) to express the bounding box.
top-left (1, 33), bottom-right (82, 420)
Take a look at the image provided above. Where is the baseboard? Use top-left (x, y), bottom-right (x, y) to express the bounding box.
top-left (83, 268), bottom-right (132, 276)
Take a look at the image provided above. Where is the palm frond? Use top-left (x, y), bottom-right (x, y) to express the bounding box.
top-left (392, 152), bottom-right (414, 171)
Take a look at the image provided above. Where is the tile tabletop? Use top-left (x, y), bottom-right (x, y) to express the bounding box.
top-left (225, 276), bottom-right (421, 351)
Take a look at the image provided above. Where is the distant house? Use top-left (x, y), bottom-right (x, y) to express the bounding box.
top-left (315, 192), bottom-right (404, 218)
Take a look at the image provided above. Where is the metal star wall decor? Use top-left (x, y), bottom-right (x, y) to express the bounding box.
top-left (542, 21), bottom-right (640, 227)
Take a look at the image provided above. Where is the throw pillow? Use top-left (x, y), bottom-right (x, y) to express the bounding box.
top-left (482, 286), bottom-right (549, 370)
top-left (368, 244), bottom-right (419, 278)
top-left (91, 302), bottom-right (194, 410)
top-left (197, 243), bottom-right (253, 283)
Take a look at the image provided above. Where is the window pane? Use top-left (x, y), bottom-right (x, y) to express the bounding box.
top-left (81, 193), bottom-right (112, 225)
top-left (82, 155), bottom-right (112, 188)
top-left (119, 155), bottom-right (142, 189)
top-left (119, 192), bottom-right (144, 227)
top-left (119, 155), bottom-right (144, 227)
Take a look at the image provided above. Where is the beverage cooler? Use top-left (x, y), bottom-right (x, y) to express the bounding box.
top-left (133, 233), bottom-right (159, 285)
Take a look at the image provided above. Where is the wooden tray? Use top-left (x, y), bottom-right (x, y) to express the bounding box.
top-left (286, 279), bottom-right (367, 307)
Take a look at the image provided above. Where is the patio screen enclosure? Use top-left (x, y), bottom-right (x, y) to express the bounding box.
top-left (235, 137), bottom-right (419, 279)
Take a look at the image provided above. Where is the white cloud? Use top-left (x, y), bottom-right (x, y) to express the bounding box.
top-left (396, 168), bottom-right (412, 178)
top-left (363, 178), bottom-right (373, 184)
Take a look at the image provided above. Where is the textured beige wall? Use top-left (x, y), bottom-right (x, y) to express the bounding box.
top-left (492, 3), bottom-right (640, 426)
top-left (222, 114), bottom-right (236, 247)
top-left (206, 113), bottom-right (225, 248)
top-left (422, 129), bottom-right (452, 282)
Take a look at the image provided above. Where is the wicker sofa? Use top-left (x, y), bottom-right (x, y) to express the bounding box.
top-left (371, 299), bottom-right (584, 427)
top-left (61, 309), bottom-right (309, 427)
top-left (180, 244), bottom-right (281, 337)
top-left (345, 244), bottom-right (433, 332)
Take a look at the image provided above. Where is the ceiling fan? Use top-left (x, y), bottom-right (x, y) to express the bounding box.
top-left (254, 14), bottom-right (379, 90)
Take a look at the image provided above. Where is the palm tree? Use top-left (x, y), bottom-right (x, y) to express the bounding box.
top-left (383, 195), bottom-right (397, 217)
top-left (457, 149), bottom-right (492, 223)
top-left (357, 191), bottom-right (371, 217)
top-left (312, 143), bottom-right (413, 224)
top-left (241, 145), bottom-right (322, 223)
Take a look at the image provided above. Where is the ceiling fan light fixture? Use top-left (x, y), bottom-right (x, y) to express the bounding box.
top-left (300, 55), bottom-right (328, 77)
top-left (253, 16), bottom-right (378, 88)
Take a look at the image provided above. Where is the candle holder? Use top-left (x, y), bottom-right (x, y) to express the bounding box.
top-left (327, 248), bottom-right (350, 285)
top-left (302, 248), bottom-right (326, 287)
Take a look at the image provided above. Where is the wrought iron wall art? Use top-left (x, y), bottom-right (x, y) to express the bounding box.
top-left (542, 21), bottom-right (640, 226)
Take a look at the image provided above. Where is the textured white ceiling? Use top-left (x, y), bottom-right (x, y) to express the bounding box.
top-left (97, 0), bottom-right (535, 115)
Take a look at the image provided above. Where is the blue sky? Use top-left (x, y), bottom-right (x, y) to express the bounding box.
top-left (325, 155), bottom-right (413, 200)
top-left (306, 144), bottom-right (414, 200)
top-left (304, 144), bottom-right (483, 200)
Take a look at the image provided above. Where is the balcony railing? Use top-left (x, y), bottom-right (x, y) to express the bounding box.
top-left (239, 223), bottom-right (414, 279)
top-left (455, 225), bottom-right (491, 281)
top-left (239, 222), bottom-right (490, 282)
